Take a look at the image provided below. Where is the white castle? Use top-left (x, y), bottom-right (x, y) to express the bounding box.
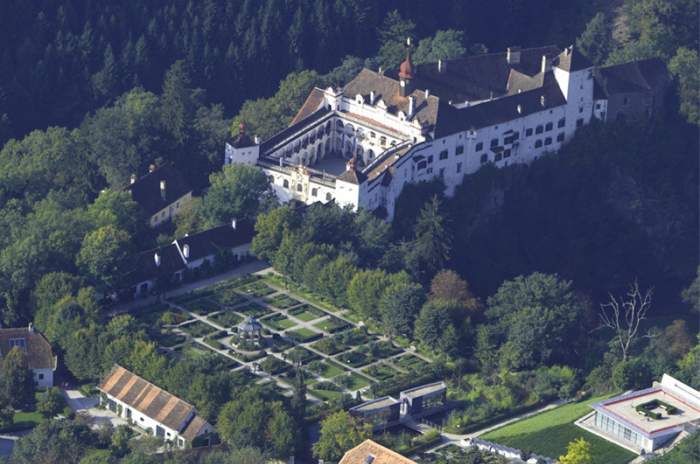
top-left (225, 43), bottom-right (667, 219)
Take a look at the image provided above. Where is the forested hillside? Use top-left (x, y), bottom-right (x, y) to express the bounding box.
top-left (0, 0), bottom-right (598, 146)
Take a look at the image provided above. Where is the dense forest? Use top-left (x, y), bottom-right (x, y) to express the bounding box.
top-left (0, 0), bottom-right (698, 462)
top-left (0, 0), bottom-right (600, 146)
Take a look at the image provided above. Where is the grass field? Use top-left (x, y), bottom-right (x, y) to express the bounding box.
top-left (481, 394), bottom-right (635, 464)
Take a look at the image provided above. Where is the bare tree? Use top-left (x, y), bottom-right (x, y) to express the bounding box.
top-left (599, 280), bottom-right (653, 361)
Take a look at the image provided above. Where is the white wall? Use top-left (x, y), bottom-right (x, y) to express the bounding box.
top-left (225, 142), bottom-right (260, 166)
top-left (33, 368), bottom-right (53, 389)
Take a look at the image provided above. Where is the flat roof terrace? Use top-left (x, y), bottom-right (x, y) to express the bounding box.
top-left (350, 396), bottom-right (399, 413)
top-left (597, 388), bottom-right (700, 435)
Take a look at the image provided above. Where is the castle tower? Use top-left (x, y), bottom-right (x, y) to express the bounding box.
top-left (399, 38), bottom-right (415, 97)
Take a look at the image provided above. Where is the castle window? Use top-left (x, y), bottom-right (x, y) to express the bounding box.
top-left (545, 122), bottom-right (553, 131)
top-left (495, 153), bottom-right (502, 161)
top-left (623, 97), bottom-right (629, 105)
top-left (544, 137), bottom-right (552, 146)
top-left (525, 128), bottom-right (533, 137)
top-left (311, 188), bottom-right (318, 197)
top-left (595, 103), bottom-right (601, 110)
top-left (504, 149), bottom-right (511, 158)
top-left (370, 131), bottom-right (376, 138)
top-left (456, 145), bottom-right (464, 155)
top-left (457, 162), bottom-right (462, 173)
top-left (535, 125), bottom-right (543, 134)
top-left (556, 133), bottom-right (565, 142)
top-left (490, 138), bottom-right (498, 148)
top-left (576, 118), bottom-right (584, 128)
top-left (558, 118), bottom-right (566, 128)
top-left (480, 154), bottom-right (488, 164)
top-left (535, 140), bottom-right (543, 148)
top-left (579, 106), bottom-right (584, 113)
top-left (427, 155), bottom-right (433, 164)
top-left (439, 150), bottom-right (448, 160)
top-left (439, 168), bottom-right (445, 177)
top-left (380, 136), bottom-right (387, 146)
top-left (326, 193), bottom-right (332, 201)
top-left (283, 179), bottom-right (289, 189)
top-left (417, 161), bottom-right (427, 170)
top-left (513, 131), bottom-right (519, 140)
top-left (9, 338), bottom-right (26, 350)
top-left (427, 167), bottom-right (433, 174)
top-left (475, 142), bottom-right (483, 152)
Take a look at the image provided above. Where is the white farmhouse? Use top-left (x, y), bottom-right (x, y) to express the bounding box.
top-left (0, 324), bottom-right (57, 388)
top-left (225, 44), bottom-right (667, 220)
top-left (98, 365), bottom-right (214, 449)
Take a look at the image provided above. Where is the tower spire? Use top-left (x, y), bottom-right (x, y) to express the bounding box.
top-left (399, 37), bottom-right (414, 97)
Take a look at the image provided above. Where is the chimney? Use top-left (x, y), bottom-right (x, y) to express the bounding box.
top-left (231, 218), bottom-right (237, 230)
top-left (425, 89), bottom-right (430, 99)
top-left (540, 95), bottom-right (547, 107)
top-left (149, 164), bottom-right (156, 173)
top-left (541, 55), bottom-right (550, 74)
top-left (438, 59), bottom-right (445, 73)
top-left (154, 252), bottom-right (161, 267)
top-left (370, 91), bottom-right (376, 105)
top-left (182, 244), bottom-right (190, 259)
top-left (160, 180), bottom-right (166, 200)
top-left (130, 174), bottom-right (137, 184)
top-left (408, 96), bottom-right (415, 118)
top-left (378, 66), bottom-right (383, 75)
top-left (254, 135), bottom-right (260, 144)
top-left (517, 104), bottom-right (523, 114)
top-left (506, 47), bottom-right (521, 65)
top-left (28, 322), bottom-right (34, 333)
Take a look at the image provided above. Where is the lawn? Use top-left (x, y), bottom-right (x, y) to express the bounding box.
top-left (178, 320), bottom-right (216, 338)
top-left (306, 360), bottom-right (346, 379)
top-left (289, 304), bottom-right (326, 322)
top-left (238, 281), bottom-right (276, 298)
top-left (208, 311), bottom-right (242, 328)
top-left (264, 294), bottom-right (302, 309)
top-left (363, 362), bottom-right (402, 381)
top-left (179, 297), bottom-right (221, 315)
top-left (310, 386), bottom-right (346, 401)
top-left (287, 327), bottom-right (323, 343)
top-left (261, 314), bottom-right (297, 331)
top-left (392, 354), bottom-right (430, 372)
top-left (313, 316), bottom-right (350, 333)
top-left (481, 394), bottom-right (635, 464)
top-left (236, 302), bottom-right (269, 318)
top-left (0, 410), bottom-right (43, 433)
top-left (283, 346), bottom-right (319, 364)
top-left (336, 372), bottom-right (371, 390)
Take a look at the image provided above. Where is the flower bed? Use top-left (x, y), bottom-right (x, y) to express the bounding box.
top-left (178, 320), bottom-right (216, 338)
top-left (313, 316), bottom-right (351, 333)
top-left (288, 304), bottom-right (326, 321)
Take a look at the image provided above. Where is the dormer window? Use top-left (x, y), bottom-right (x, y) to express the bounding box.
top-left (9, 338), bottom-right (26, 350)
top-left (355, 94), bottom-right (364, 104)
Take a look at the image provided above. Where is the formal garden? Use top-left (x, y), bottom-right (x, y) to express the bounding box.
top-left (130, 272), bottom-right (436, 409)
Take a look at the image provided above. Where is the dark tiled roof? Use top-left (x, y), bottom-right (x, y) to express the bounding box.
top-left (555, 45), bottom-right (593, 72)
top-left (434, 76), bottom-right (566, 137)
top-left (123, 243), bottom-right (185, 287)
top-left (99, 365), bottom-right (199, 432)
top-left (122, 220), bottom-right (254, 288)
top-left (128, 164), bottom-right (192, 216)
top-left (343, 69), bottom-right (441, 128)
top-left (594, 58), bottom-right (668, 96)
top-left (385, 45), bottom-right (560, 102)
top-left (290, 88), bottom-right (326, 126)
top-left (176, 220), bottom-right (255, 262)
top-left (337, 166), bottom-right (366, 184)
top-left (0, 328), bottom-right (55, 370)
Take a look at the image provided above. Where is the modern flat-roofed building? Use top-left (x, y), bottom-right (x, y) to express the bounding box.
top-left (349, 396), bottom-right (401, 431)
top-left (98, 365), bottom-right (214, 449)
top-left (399, 381), bottom-right (447, 417)
top-left (582, 374), bottom-right (700, 454)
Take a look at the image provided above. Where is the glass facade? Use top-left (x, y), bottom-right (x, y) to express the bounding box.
top-left (595, 412), bottom-right (641, 446)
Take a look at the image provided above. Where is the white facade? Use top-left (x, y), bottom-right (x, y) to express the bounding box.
top-left (33, 367), bottom-right (54, 389)
top-left (225, 46), bottom-right (607, 220)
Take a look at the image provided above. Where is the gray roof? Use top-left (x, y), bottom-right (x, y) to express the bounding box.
top-left (555, 45), bottom-right (593, 72)
top-left (594, 58), bottom-right (668, 97)
top-left (239, 317), bottom-right (262, 332)
top-left (435, 76), bottom-right (566, 136)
